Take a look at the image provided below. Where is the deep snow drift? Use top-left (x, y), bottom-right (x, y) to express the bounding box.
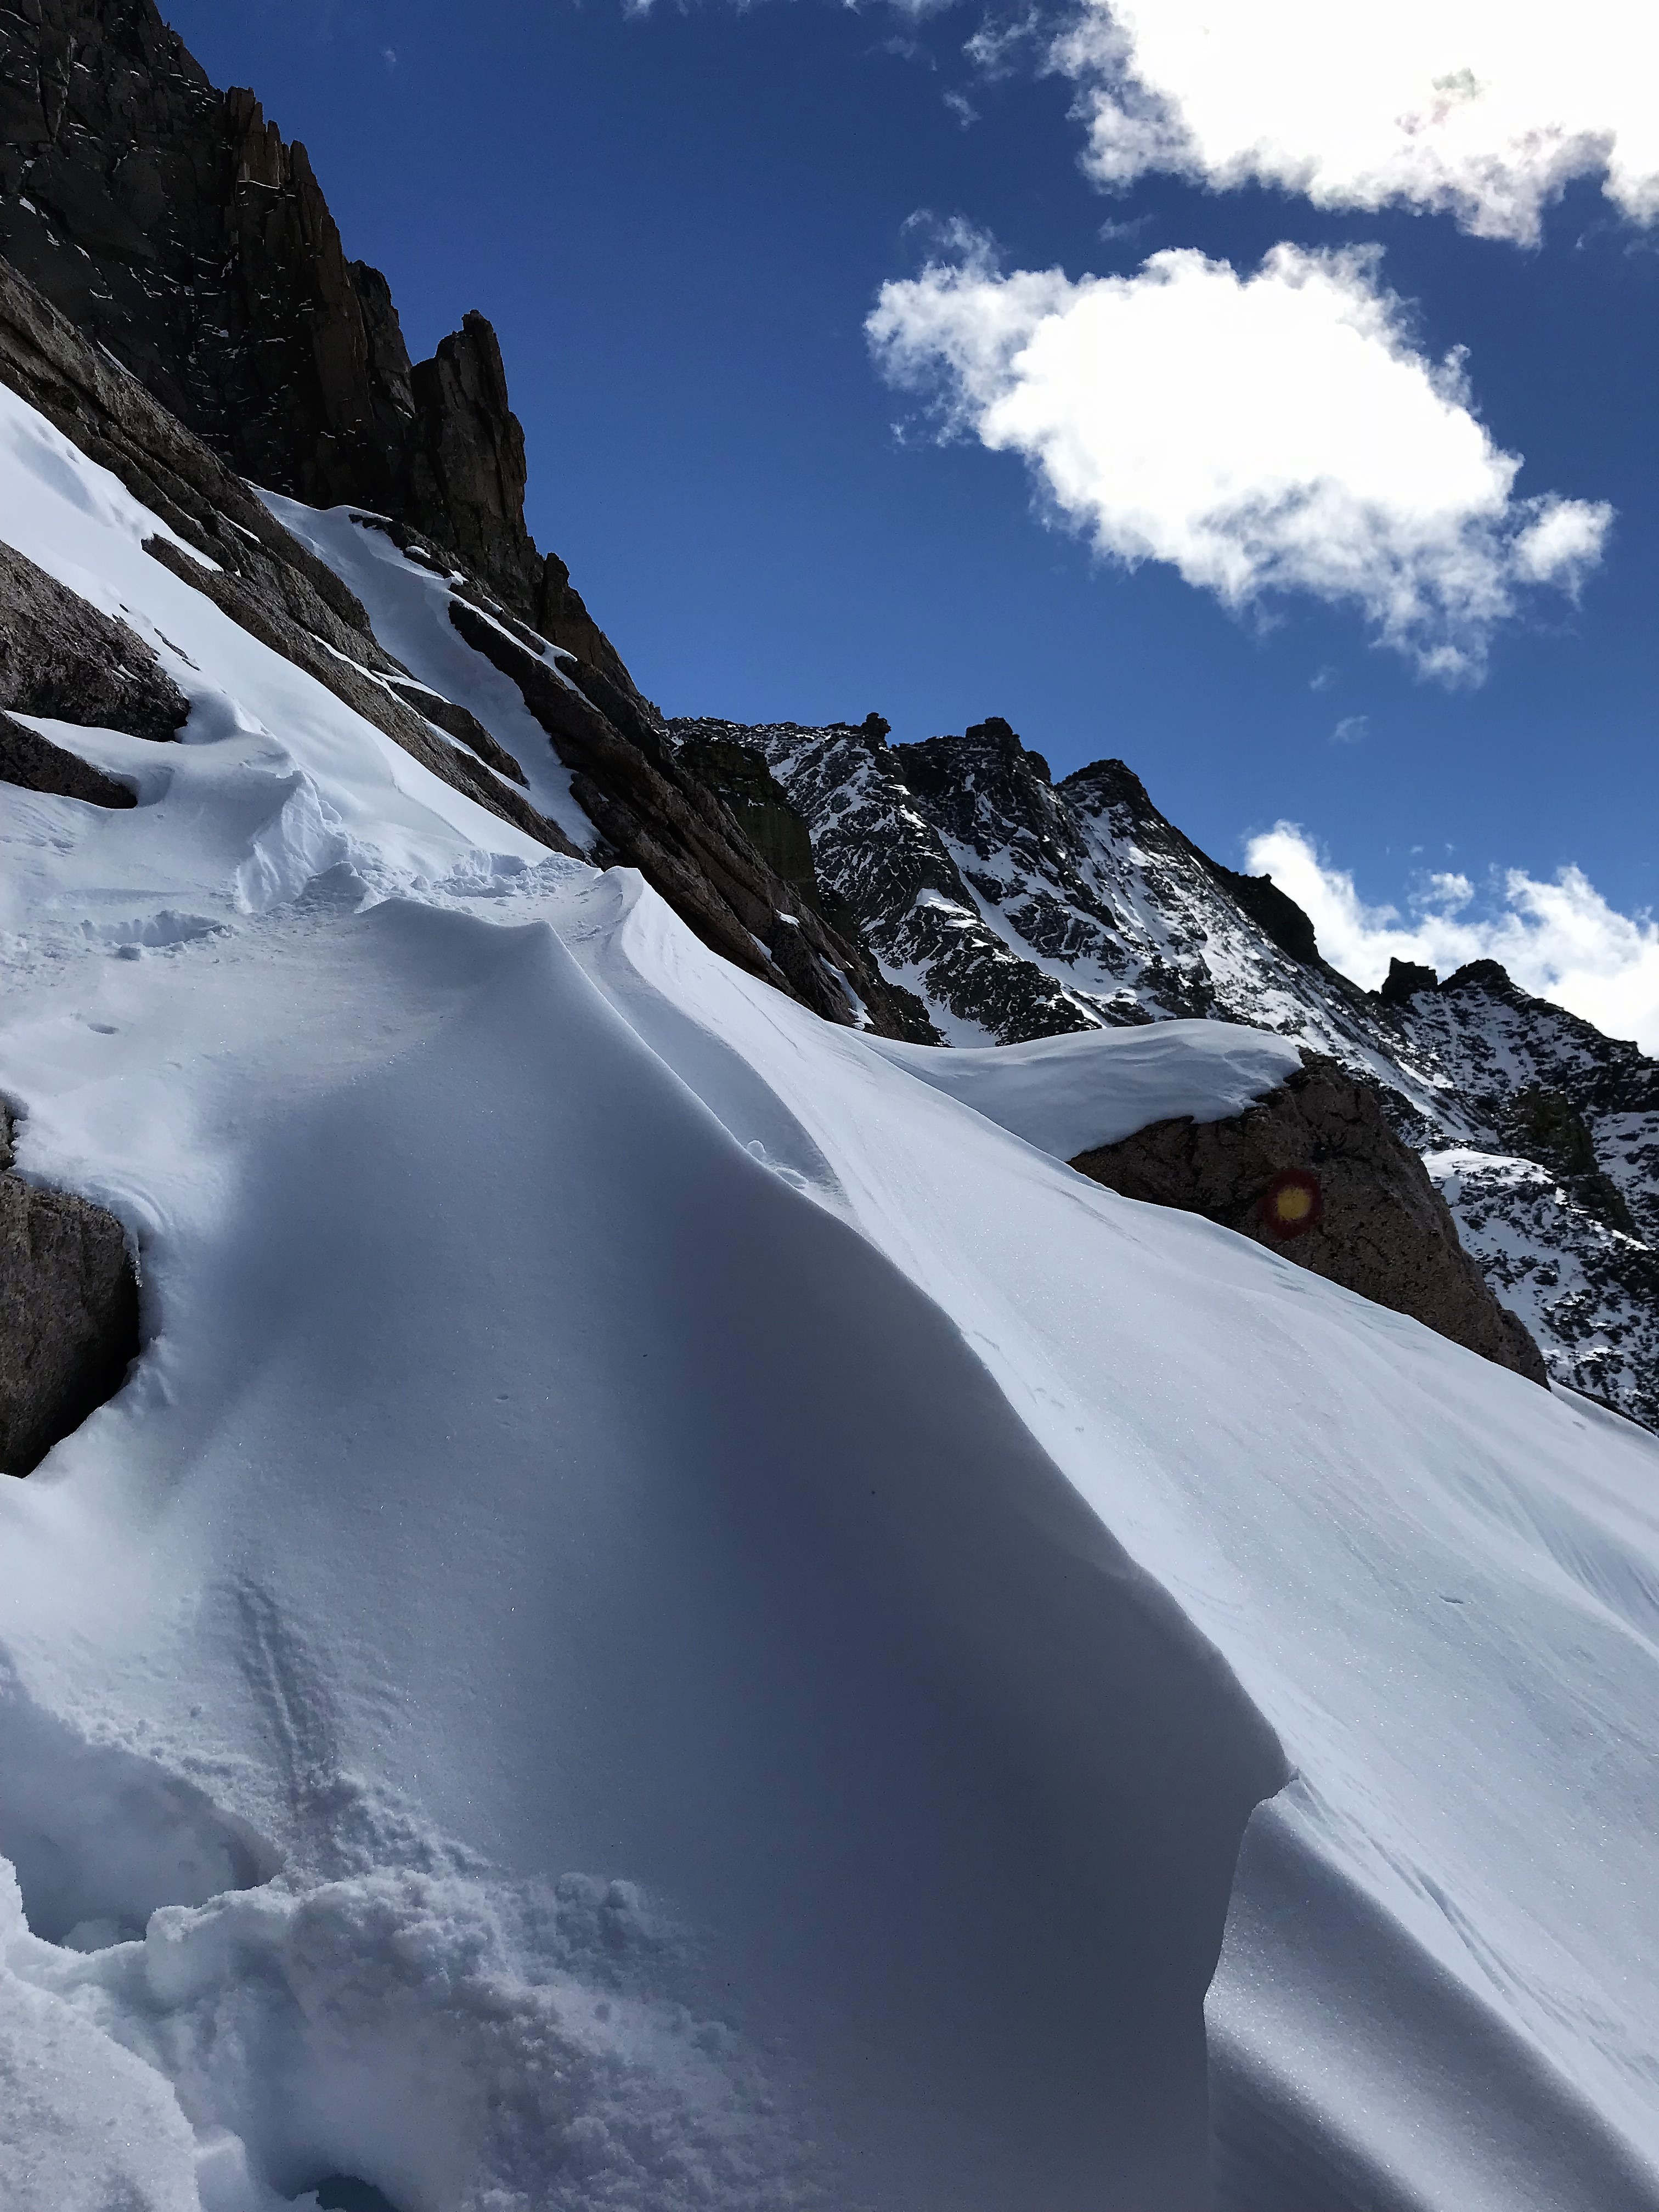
top-left (2, 378), bottom-right (1658, 2211)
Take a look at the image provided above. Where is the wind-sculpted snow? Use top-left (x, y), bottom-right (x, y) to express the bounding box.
top-left (866, 1019), bottom-right (1304, 1160)
top-left (574, 872), bottom-right (1659, 2212)
top-left (3, 380), bottom-right (1659, 2210)
top-left (672, 715), bottom-right (1659, 1428)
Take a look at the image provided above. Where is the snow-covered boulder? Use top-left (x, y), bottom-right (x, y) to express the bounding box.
top-left (1071, 1052), bottom-right (1548, 1382)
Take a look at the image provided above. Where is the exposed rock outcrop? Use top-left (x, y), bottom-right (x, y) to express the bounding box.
top-left (1206, 860), bottom-right (1322, 968)
top-left (447, 594), bottom-right (936, 1040)
top-left (0, 9), bottom-right (929, 1031)
top-left (0, 251), bottom-right (383, 644)
top-left (1378, 956), bottom-right (1440, 1007)
top-left (0, 540), bottom-right (188, 738)
top-left (140, 529), bottom-right (579, 859)
top-left (0, 708), bottom-right (134, 807)
top-left (0, 0), bottom-right (629, 651)
top-left (675, 716), bottom-right (1353, 1043)
top-left (1508, 1083), bottom-right (1637, 1237)
top-left (0, 1107), bottom-right (140, 1477)
top-left (403, 311), bottom-right (539, 618)
top-left (535, 550), bottom-right (637, 698)
top-left (0, 252), bottom-right (579, 854)
top-left (0, 221), bottom-right (920, 1033)
top-left (387, 681), bottom-right (528, 788)
top-left (673, 735), bottom-right (823, 899)
top-left (1072, 1056), bottom-right (1548, 1385)
top-left (671, 714), bottom-right (1105, 1042)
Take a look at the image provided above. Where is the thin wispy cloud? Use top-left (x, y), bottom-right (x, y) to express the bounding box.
top-left (1095, 211), bottom-right (1152, 244)
top-left (1248, 822), bottom-right (1659, 1051)
top-left (868, 233), bottom-right (1610, 680)
top-left (1052, 0), bottom-right (1659, 245)
top-left (1330, 714), bottom-right (1368, 745)
top-left (963, 9), bottom-right (1046, 78)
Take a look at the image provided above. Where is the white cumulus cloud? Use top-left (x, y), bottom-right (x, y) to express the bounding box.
top-left (1247, 822), bottom-right (1659, 1051)
top-left (1052, 0), bottom-right (1659, 245)
top-left (867, 236), bottom-right (1610, 679)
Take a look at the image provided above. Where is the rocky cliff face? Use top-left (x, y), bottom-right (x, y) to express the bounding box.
top-left (0, 2), bottom-right (933, 1041)
top-left (670, 713), bottom-right (1659, 1429)
top-left (0, 251), bottom-right (583, 855)
top-left (0, 0), bottom-right (625, 664)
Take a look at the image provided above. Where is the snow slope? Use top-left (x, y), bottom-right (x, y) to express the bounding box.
top-left (255, 494), bottom-right (596, 859)
top-left (2, 383), bottom-right (1658, 2211)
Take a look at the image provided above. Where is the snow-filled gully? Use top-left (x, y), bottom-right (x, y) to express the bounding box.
top-left (2, 387), bottom-right (1658, 2210)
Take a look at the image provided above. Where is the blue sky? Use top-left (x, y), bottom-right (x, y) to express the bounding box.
top-left (166, 0), bottom-right (1658, 1037)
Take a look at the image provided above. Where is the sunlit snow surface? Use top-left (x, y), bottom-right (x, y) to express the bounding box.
top-left (1, 383), bottom-right (1658, 2212)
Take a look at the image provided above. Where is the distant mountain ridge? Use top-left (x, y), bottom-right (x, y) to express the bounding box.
top-left (672, 713), bottom-right (1659, 1429)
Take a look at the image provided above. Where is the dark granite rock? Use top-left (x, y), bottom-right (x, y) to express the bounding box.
top-left (1207, 865), bottom-right (1321, 968)
top-left (0, 0), bottom-right (229, 437)
top-left (0, 8), bottom-right (411, 512)
top-left (535, 552), bottom-right (638, 702)
top-left (0, 1), bottom-right (629, 651)
top-left (1508, 1085), bottom-right (1637, 1237)
top-left (449, 605), bottom-right (935, 1040)
top-left (1442, 959), bottom-right (1517, 998)
top-left (387, 683), bottom-right (527, 788)
top-left (674, 735), bottom-right (821, 898)
top-left (141, 533), bottom-right (577, 857)
top-left (0, 540), bottom-right (188, 738)
top-left (1379, 957), bottom-right (1440, 1007)
top-left (1511, 1084), bottom-right (1600, 1178)
top-left (0, 709), bottom-right (134, 807)
top-left (0, 1107), bottom-right (140, 1477)
top-left (404, 312), bottom-right (539, 614)
top-left (0, 252), bottom-right (388, 648)
top-left (1071, 1056), bottom-right (1548, 1385)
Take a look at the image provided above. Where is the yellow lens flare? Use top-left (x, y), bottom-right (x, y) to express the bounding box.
top-left (1257, 1167), bottom-right (1323, 1241)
